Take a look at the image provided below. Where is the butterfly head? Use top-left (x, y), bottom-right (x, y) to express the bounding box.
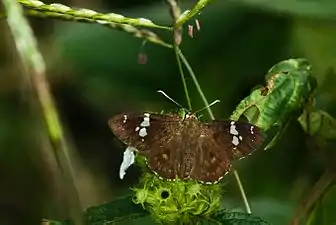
top-left (177, 108), bottom-right (198, 121)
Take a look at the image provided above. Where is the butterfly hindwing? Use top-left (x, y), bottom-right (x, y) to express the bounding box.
top-left (190, 133), bottom-right (232, 183)
top-left (189, 120), bottom-right (263, 183)
top-left (146, 134), bottom-right (185, 180)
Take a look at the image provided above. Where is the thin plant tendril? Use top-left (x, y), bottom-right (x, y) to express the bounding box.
top-left (174, 45), bottom-right (192, 111)
top-left (177, 47), bottom-right (252, 213)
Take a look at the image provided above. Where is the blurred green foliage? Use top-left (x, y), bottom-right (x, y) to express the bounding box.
top-left (1, 0), bottom-right (336, 224)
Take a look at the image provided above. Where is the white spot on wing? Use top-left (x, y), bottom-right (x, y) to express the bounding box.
top-left (119, 147), bottom-right (136, 180)
top-left (140, 113), bottom-right (150, 127)
top-left (250, 126), bottom-right (255, 134)
top-left (140, 117), bottom-right (150, 127)
top-left (239, 156), bottom-right (246, 160)
top-left (135, 127), bottom-right (140, 132)
top-left (230, 123), bottom-right (239, 135)
top-left (139, 127), bottom-right (147, 137)
top-left (232, 135), bottom-right (240, 146)
top-left (123, 114), bottom-right (128, 123)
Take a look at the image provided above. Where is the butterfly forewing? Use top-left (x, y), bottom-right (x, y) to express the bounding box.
top-left (203, 121), bottom-right (264, 161)
top-left (109, 112), bottom-right (186, 179)
top-left (109, 112), bottom-right (179, 150)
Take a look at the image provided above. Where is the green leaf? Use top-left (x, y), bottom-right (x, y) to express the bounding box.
top-left (84, 196), bottom-right (149, 225)
top-left (203, 210), bottom-right (271, 225)
top-left (42, 197), bottom-right (149, 225)
top-left (298, 109), bottom-right (336, 140)
top-left (230, 58), bottom-right (315, 149)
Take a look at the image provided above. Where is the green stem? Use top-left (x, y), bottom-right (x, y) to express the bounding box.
top-left (233, 170), bottom-right (252, 213)
top-left (177, 48), bottom-right (252, 213)
top-left (177, 48), bottom-right (213, 119)
top-left (174, 45), bottom-right (192, 110)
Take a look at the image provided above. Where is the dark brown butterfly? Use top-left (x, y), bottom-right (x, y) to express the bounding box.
top-left (108, 110), bottom-right (264, 184)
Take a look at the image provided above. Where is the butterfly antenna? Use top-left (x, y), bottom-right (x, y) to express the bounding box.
top-left (194, 100), bottom-right (220, 114)
top-left (157, 90), bottom-right (184, 108)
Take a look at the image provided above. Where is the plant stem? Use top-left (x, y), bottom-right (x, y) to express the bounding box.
top-left (174, 45), bottom-right (192, 110)
top-left (167, 0), bottom-right (191, 110)
top-left (177, 48), bottom-right (252, 213)
top-left (233, 170), bottom-right (251, 213)
top-left (177, 48), bottom-right (214, 119)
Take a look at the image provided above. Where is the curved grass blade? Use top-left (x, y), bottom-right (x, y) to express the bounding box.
top-left (24, 9), bottom-right (172, 48)
top-left (18, 0), bottom-right (171, 31)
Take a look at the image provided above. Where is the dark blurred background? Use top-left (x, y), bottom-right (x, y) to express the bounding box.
top-left (1, 0), bottom-right (336, 224)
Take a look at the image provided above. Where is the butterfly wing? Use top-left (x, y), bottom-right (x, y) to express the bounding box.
top-left (146, 134), bottom-right (185, 180)
top-left (206, 120), bottom-right (264, 160)
top-left (191, 134), bottom-right (232, 183)
top-left (110, 113), bottom-right (264, 183)
top-left (190, 120), bottom-right (264, 183)
top-left (108, 112), bottom-right (185, 179)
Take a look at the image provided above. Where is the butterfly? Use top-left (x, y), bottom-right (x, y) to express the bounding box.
top-left (108, 110), bottom-right (264, 184)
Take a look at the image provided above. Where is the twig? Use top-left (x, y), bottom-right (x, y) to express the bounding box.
top-left (167, 0), bottom-right (192, 110)
top-left (166, 0), bottom-right (183, 45)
